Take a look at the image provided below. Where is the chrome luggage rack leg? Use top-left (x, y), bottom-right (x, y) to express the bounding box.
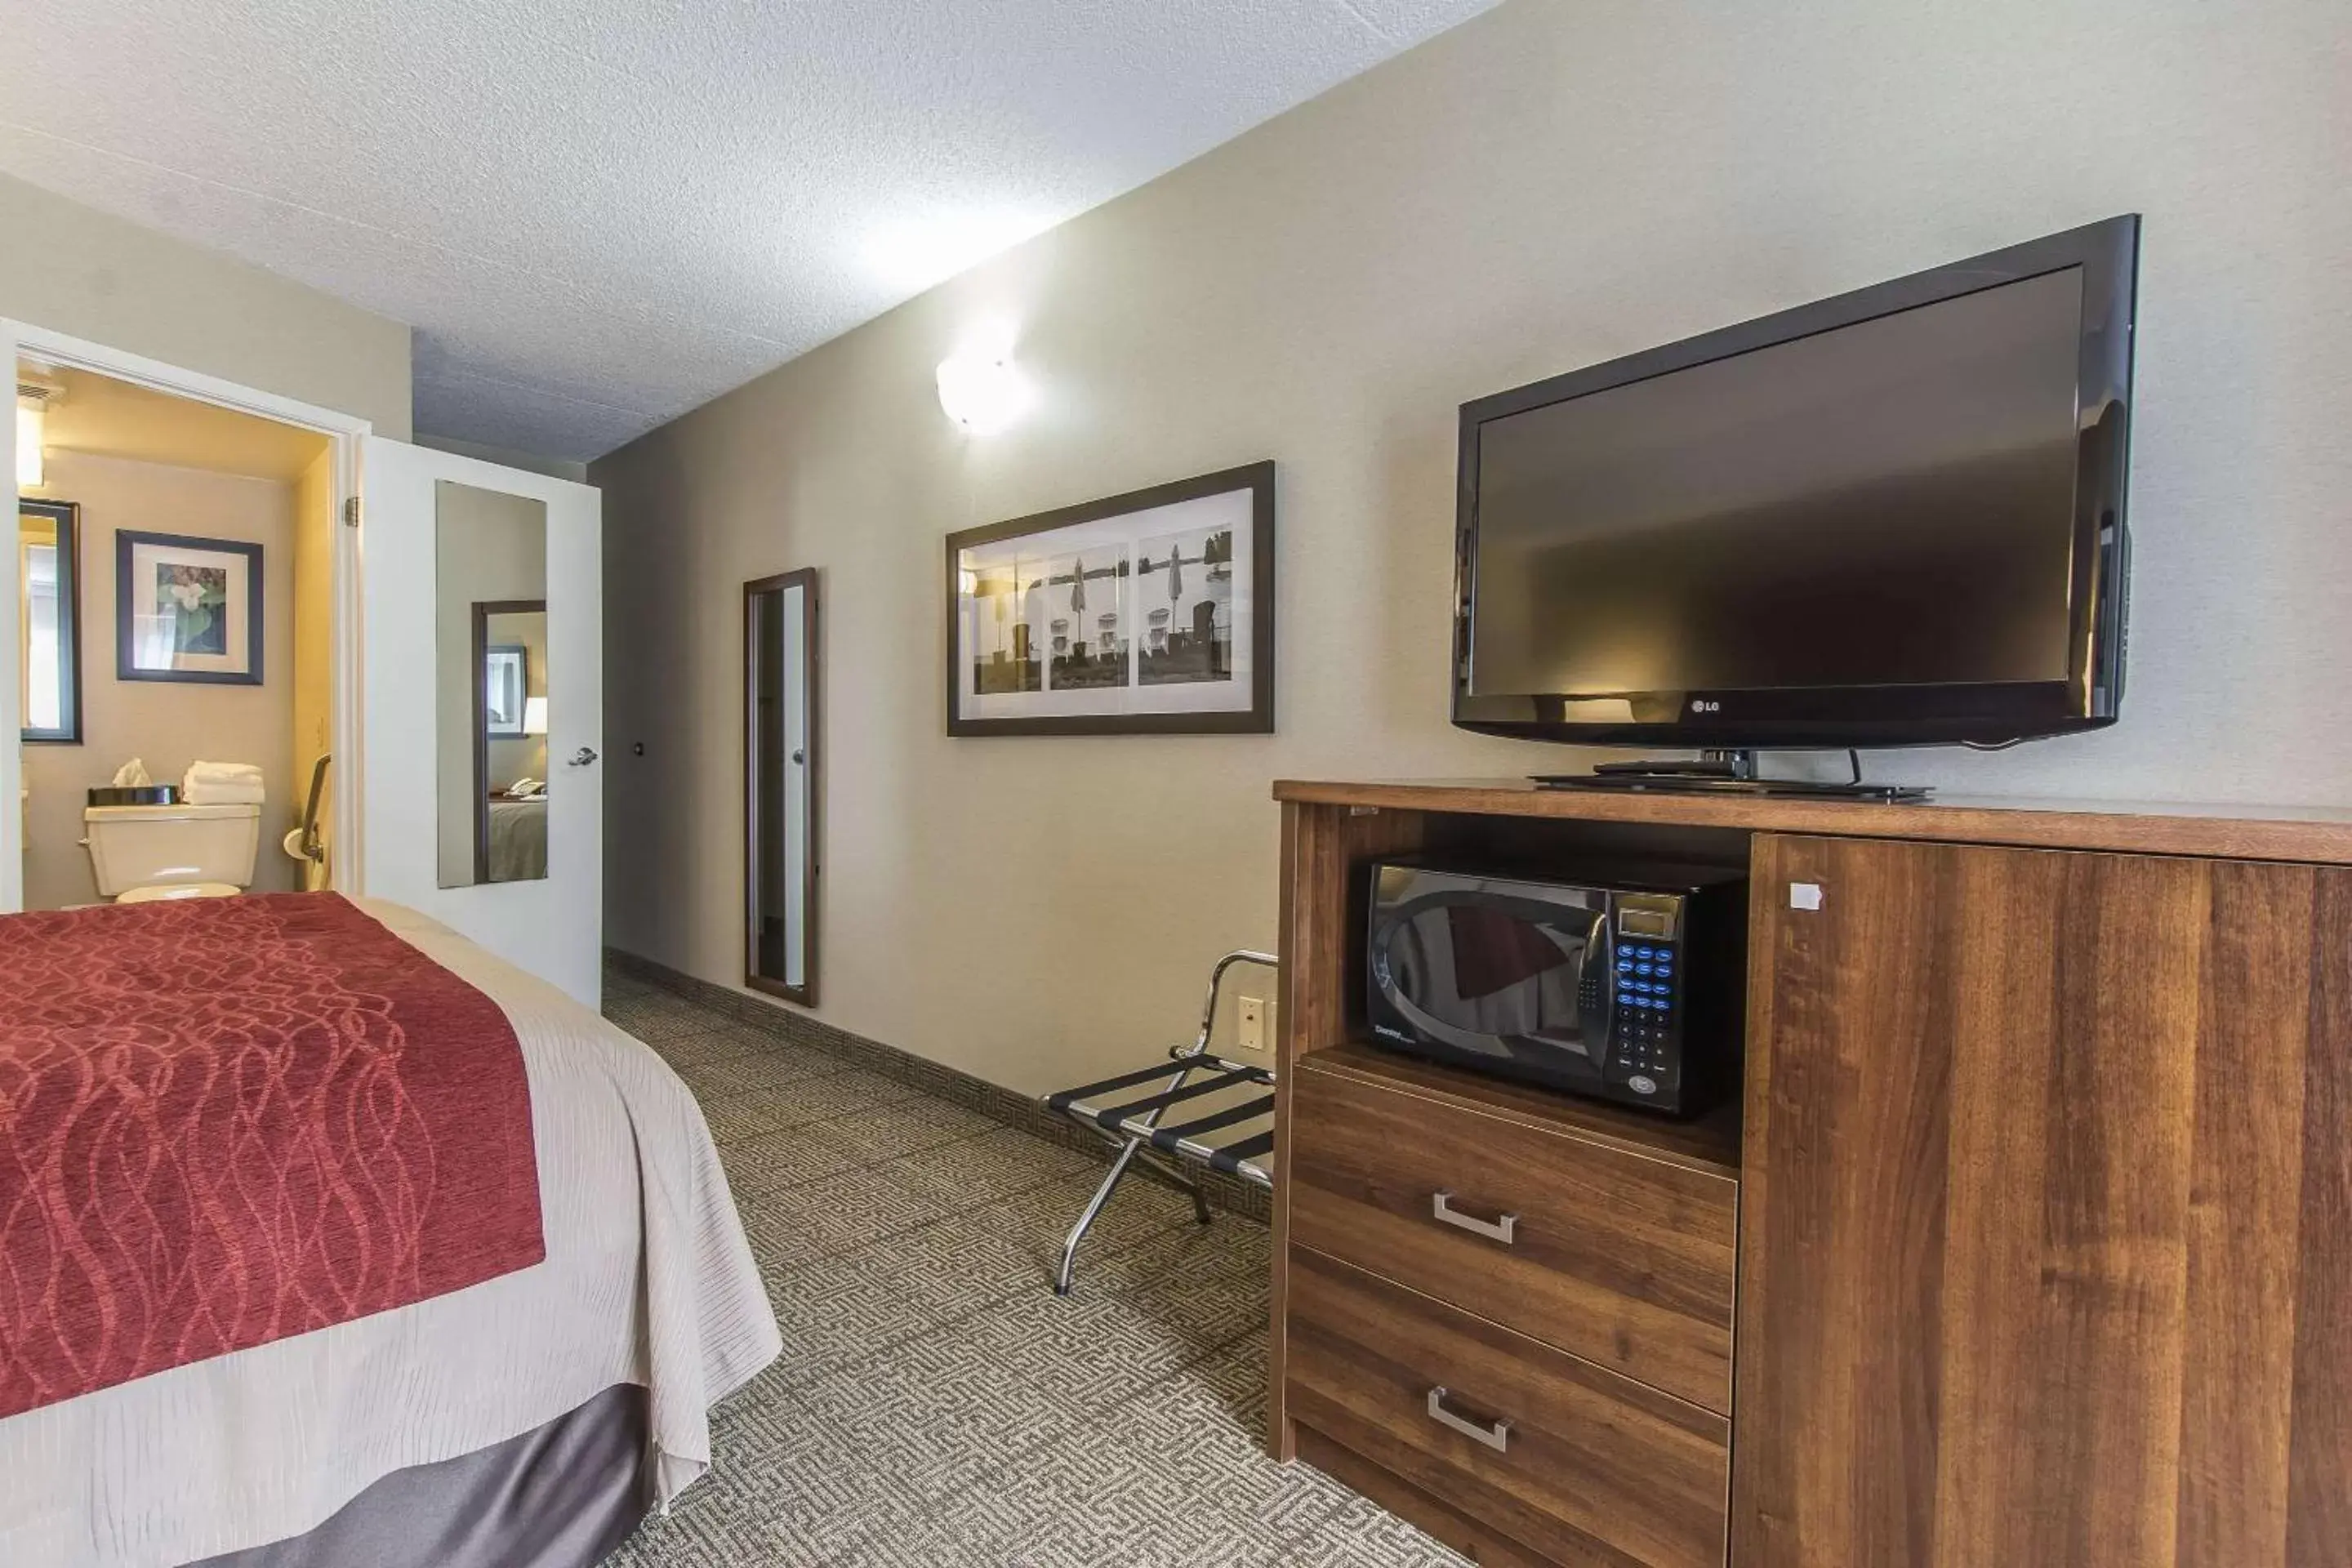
top-left (1042, 950), bottom-right (1279, 1296)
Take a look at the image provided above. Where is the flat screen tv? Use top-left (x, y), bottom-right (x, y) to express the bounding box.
top-left (1453, 216), bottom-right (2139, 751)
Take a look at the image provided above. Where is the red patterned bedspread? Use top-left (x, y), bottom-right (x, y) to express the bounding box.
top-left (0, 893), bottom-right (544, 1419)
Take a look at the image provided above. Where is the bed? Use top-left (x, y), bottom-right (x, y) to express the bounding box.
top-left (487, 795), bottom-right (550, 882)
top-left (0, 892), bottom-right (781, 1568)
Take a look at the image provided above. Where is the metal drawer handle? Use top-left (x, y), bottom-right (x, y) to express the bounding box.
top-left (1431, 1191), bottom-right (1517, 1245)
top-left (1427, 1387), bottom-right (1511, 1452)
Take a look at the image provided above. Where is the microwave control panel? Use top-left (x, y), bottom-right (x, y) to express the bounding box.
top-left (1611, 893), bottom-right (1685, 1096)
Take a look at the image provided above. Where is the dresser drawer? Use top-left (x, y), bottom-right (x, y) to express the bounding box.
top-left (1288, 1246), bottom-right (1731, 1568)
top-left (1289, 1060), bottom-right (1737, 1412)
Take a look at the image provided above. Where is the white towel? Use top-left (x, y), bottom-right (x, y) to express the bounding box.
top-left (184, 782), bottom-right (267, 807)
top-left (186, 760), bottom-right (264, 786)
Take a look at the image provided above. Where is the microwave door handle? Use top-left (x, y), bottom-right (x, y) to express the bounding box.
top-left (1584, 906), bottom-right (1613, 1051)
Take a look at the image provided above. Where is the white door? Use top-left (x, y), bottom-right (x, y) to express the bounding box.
top-left (358, 437), bottom-right (603, 1004)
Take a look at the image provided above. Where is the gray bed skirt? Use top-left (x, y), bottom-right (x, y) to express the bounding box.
top-left (189, 1384), bottom-right (651, 1568)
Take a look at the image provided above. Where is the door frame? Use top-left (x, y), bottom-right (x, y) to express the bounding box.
top-left (2, 318), bottom-right (372, 911)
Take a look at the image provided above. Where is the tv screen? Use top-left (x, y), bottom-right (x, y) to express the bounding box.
top-left (1454, 216), bottom-right (2138, 750)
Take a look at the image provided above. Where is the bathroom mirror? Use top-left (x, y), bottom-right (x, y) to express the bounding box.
top-left (435, 480), bottom-right (549, 889)
top-left (745, 568), bottom-right (817, 1003)
top-left (19, 499), bottom-right (82, 743)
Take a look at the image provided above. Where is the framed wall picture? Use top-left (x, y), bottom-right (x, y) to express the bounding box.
top-left (115, 530), bottom-right (264, 685)
top-left (945, 461), bottom-right (1275, 736)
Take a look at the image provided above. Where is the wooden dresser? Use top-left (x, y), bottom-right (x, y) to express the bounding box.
top-left (1268, 780), bottom-right (2352, 1568)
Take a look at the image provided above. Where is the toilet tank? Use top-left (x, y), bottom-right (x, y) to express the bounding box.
top-left (83, 802), bottom-right (263, 895)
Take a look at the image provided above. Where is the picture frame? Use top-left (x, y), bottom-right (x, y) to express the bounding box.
top-left (483, 644), bottom-right (529, 737)
top-left (944, 461), bottom-right (1275, 736)
top-left (115, 529), bottom-right (263, 685)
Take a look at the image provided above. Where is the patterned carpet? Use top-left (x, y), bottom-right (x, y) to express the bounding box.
top-left (598, 971), bottom-right (1466, 1568)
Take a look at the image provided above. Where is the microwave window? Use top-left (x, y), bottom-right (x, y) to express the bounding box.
top-left (1619, 908), bottom-right (1673, 938)
top-left (1379, 902), bottom-right (1592, 1052)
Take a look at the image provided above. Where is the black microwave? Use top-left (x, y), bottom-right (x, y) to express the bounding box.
top-left (1364, 861), bottom-right (1744, 1116)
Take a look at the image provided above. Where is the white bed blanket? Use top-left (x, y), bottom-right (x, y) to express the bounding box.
top-left (0, 898), bottom-right (782, 1568)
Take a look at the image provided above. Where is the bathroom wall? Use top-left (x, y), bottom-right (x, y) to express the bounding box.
top-left (21, 452), bottom-right (298, 907)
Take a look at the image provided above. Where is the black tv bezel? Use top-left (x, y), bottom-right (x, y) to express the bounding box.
top-left (1451, 215), bottom-right (2140, 751)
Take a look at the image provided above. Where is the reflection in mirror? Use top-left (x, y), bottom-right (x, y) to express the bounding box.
top-left (474, 601), bottom-right (547, 883)
top-left (19, 500), bottom-right (82, 742)
top-left (435, 481), bottom-right (548, 889)
top-left (746, 569), bottom-right (817, 1003)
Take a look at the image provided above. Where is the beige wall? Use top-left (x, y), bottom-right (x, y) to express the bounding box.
top-left (1, 173), bottom-right (410, 437)
top-left (433, 483), bottom-right (547, 886)
top-left (22, 452), bottom-right (299, 906)
top-left (592, 0), bottom-right (2352, 1094)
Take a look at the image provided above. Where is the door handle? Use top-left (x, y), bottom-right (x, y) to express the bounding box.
top-left (1431, 1192), bottom-right (1517, 1245)
top-left (1426, 1388), bottom-right (1510, 1452)
top-left (568, 746), bottom-right (599, 767)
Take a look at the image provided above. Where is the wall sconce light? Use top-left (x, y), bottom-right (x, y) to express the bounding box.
top-left (935, 327), bottom-right (1032, 435)
top-left (523, 696), bottom-right (550, 737)
top-left (16, 390), bottom-right (48, 489)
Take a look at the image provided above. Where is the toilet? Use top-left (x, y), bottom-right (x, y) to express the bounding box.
top-left (83, 801), bottom-right (262, 903)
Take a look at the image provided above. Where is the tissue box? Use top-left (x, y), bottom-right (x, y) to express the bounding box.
top-left (87, 786), bottom-right (180, 807)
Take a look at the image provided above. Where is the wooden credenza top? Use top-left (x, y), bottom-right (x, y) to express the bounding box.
top-left (1272, 777), bottom-right (2352, 865)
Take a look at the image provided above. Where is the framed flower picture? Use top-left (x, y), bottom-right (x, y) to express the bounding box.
top-left (945, 461), bottom-right (1275, 736)
top-left (116, 530), bottom-right (264, 685)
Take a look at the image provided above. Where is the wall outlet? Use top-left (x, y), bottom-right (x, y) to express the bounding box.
top-left (1238, 995), bottom-right (1267, 1053)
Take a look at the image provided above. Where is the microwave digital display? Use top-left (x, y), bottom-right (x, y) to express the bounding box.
top-left (1619, 907), bottom-right (1674, 939)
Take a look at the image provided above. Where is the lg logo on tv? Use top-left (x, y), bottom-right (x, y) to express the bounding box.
top-left (1690, 698), bottom-right (1722, 714)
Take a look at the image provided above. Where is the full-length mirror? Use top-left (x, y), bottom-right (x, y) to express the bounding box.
top-left (435, 480), bottom-right (550, 889)
top-left (746, 568), bottom-right (817, 1002)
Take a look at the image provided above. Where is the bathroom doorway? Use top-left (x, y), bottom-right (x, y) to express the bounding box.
top-left (7, 327), bottom-right (363, 911)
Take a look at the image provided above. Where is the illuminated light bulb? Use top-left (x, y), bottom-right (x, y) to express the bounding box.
top-left (935, 326), bottom-right (1034, 436)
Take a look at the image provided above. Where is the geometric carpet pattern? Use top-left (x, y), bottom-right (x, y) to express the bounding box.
top-left (597, 971), bottom-right (1467, 1568)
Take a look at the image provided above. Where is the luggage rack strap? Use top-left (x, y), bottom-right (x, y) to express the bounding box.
top-left (1084, 1065), bottom-right (1259, 1134)
top-left (1147, 1096), bottom-right (1268, 1151)
top-left (1143, 1099), bottom-right (1275, 1186)
top-left (1045, 1058), bottom-right (1200, 1114)
top-left (1206, 1130), bottom-right (1273, 1178)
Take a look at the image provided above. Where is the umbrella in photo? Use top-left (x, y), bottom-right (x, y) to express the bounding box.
top-left (1167, 543), bottom-right (1183, 604)
top-left (1070, 558), bottom-right (1087, 614)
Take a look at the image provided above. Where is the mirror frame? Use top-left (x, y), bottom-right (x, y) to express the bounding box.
top-left (20, 498), bottom-right (83, 744)
top-left (744, 568), bottom-right (819, 1006)
top-left (470, 596), bottom-right (546, 884)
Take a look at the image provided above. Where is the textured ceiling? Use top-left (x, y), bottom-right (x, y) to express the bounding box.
top-left (0, 0), bottom-right (1498, 461)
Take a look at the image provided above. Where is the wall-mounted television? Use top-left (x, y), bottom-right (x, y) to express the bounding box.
top-left (1453, 216), bottom-right (2139, 751)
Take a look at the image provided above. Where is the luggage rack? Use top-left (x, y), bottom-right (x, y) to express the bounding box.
top-left (1041, 949), bottom-right (1277, 1294)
